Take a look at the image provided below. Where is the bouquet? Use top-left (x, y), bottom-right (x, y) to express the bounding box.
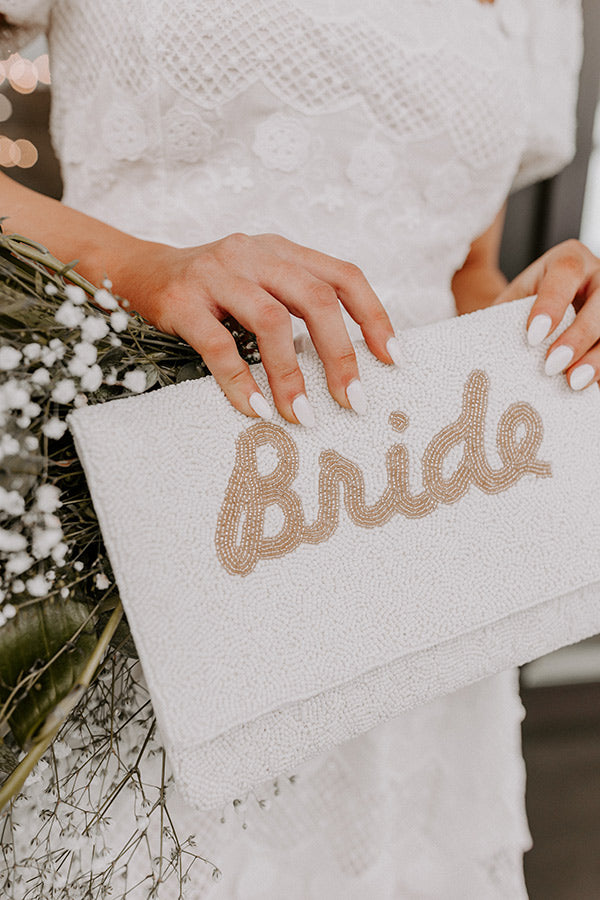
top-left (0, 231), bottom-right (261, 898)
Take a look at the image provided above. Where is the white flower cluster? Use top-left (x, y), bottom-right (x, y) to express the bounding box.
top-left (0, 279), bottom-right (146, 621)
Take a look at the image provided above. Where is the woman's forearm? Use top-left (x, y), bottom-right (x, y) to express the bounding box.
top-left (451, 202), bottom-right (508, 315)
top-left (451, 262), bottom-right (508, 315)
top-left (0, 172), bottom-right (164, 296)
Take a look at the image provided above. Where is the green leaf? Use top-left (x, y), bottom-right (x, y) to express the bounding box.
top-left (0, 598), bottom-right (98, 748)
top-left (176, 360), bottom-right (209, 383)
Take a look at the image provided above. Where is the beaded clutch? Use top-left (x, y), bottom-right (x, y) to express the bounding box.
top-left (67, 295), bottom-right (600, 810)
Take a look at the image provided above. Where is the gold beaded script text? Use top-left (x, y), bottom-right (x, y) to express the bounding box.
top-left (215, 369), bottom-right (552, 575)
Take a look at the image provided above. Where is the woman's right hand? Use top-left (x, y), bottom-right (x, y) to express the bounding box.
top-left (115, 231), bottom-right (402, 426)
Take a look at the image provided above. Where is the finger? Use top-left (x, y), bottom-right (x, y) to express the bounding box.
top-left (255, 256), bottom-right (363, 410)
top-left (216, 274), bottom-right (314, 425)
top-left (172, 305), bottom-right (273, 420)
top-left (262, 234), bottom-right (400, 366)
top-left (565, 340), bottom-right (600, 392)
top-left (543, 287), bottom-right (600, 376)
top-left (492, 258), bottom-right (544, 307)
top-left (528, 247), bottom-right (588, 342)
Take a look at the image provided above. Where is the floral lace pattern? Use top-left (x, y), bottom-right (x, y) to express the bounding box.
top-left (0, 0), bottom-right (583, 897)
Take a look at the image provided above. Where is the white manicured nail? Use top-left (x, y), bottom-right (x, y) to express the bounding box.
top-left (569, 363), bottom-right (595, 391)
top-left (249, 391), bottom-right (273, 419)
top-left (292, 393), bottom-right (316, 427)
top-left (527, 314), bottom-right (552, 346)
top-left (346, 379), bottom-right (368, 415)
top-left (386, 336), bottom-right (402, 367)
top-left (544, 344), bottom-right (574, 376)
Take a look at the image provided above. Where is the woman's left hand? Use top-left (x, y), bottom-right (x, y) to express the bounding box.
top-left (493, 238), bottom-right (600, 391)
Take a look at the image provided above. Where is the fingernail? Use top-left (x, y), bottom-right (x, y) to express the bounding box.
top-left (346, 379), bottom-right (368, 415)
top-left (292, 393), bottom-right (316, 427)
top-left (544, 344), bottom-right (574, 376)
top-left (386, 335), bottom-right (402, 367)
top-left (527, 314), bottom-right (552, 346)
top-left (569, 363), bottom-right (595, 391)
top-left (248, 391), bottom-right (273, 419)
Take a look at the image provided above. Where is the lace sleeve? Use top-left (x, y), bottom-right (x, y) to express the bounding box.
top-left (510, 0), bottom-right (583, 193)
top-left (0, 0), bottom-right (53, 55)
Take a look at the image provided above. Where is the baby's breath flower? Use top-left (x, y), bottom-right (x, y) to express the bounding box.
top-left (95, 573), bottom-right (110, 590)
top-left (81, 315), bottom-right (110, 343)
top-left (6, 551), bottom-right (34, 575)
top-left (109, 334), bottom-right (122, 347)
top-left (73, 393), bottom-right (88, 407)
top-left (44, 283), bottom-right (58, 295)
top-left (43, 513), bottom-right (61, 528)
top-left (80, 364), bottom-right (103, 392)
top-left (94, 288), bottom-right (118, 311)
top-left (25, 435), bottom-right (38, 450)
top-left (31, 366), bottom-right (51, 386)
top-left (1, 434), bottom-right (20, 456)
top-left (12, 578), bottom-right (24, 592)
top-left (110, 309), bottom-right (129, 332)
top-left (0, 379), bottom-right (30, 409)
top-left (42, 417), bottom-right (68, 440)
top-left (60, 585), bottom-right (69, 598)
top-left (74, 341), bottom-right (97, 365)
top-left (2, 603), bottom-right (16, 618)
top-left (40, 348), bottom-right (57, 367)
top-left (36, 484), bottom-right (62, 513)
top-left (24, 401), bottom-right (41, 418)
top-left (67, 356), bottom-right (89, 377)
top-left (51, 378), bottom-right (77, 405)
top-left (0, 527), bottom-right (27, 553)
top-left (0, 487), bottom-right (25, 516)
top-left (26, 573), bottom-right (51, 597)
top-left (104, 367), bottom-right (118, 386)
top-left (123, 369), bottom-right (146, 393)
top-left (49, 338), bottom-right (66, 359)
top-left (23, 342), bottom-right (42, 361)
top-left (52, 542), bottom-right (69, 566)
top-left (74, 560), bottom-right (84, 572)
top-left (32, 526), bottom-right (63, 559)
top-left (16, 415), bottom-right (31, 428)
top-left (65, 284), bottom-right (87, 305)
top-left (55, 301), bottom-right (85, 328)
top-left (0, 345), bottom-right (22, 370)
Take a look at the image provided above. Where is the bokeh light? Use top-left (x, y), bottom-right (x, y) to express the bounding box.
top-left (0, 51), bottom-right (51, 168)
top-left (0, 94), bottom-right (12, 122)
top-left (34, 54), bottom-right (51, 85)
top-left (8, 57), bottom-right (38, 94)
top-left (0, 135), bottom-right (19, 166)
top-left (13, 139), bottom-right (38, 168)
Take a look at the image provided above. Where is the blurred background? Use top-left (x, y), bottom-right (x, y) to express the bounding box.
top-left (1, 7), bottom-right (600, 897)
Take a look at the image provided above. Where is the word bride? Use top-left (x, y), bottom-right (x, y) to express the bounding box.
top-left (215, 369), bottom-right (551, 576)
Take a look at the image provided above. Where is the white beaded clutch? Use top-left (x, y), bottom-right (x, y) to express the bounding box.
top-left (67, 296), bottom-right (600, 810)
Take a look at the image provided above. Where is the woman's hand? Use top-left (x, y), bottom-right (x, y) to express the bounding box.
top-left (493, 239), bottom-right (600, 391)
top-left (117, 232), bottom-right (400, 425)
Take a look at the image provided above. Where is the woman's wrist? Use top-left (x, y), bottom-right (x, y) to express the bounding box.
top-left (86, 236), bottom-right (179, 318)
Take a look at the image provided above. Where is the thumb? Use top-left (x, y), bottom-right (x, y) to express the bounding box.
top-left (492, 258), bottom-right (544, 306)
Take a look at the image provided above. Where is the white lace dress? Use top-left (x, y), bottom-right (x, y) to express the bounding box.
top-left (1, 1), bottom-right (583, 898)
